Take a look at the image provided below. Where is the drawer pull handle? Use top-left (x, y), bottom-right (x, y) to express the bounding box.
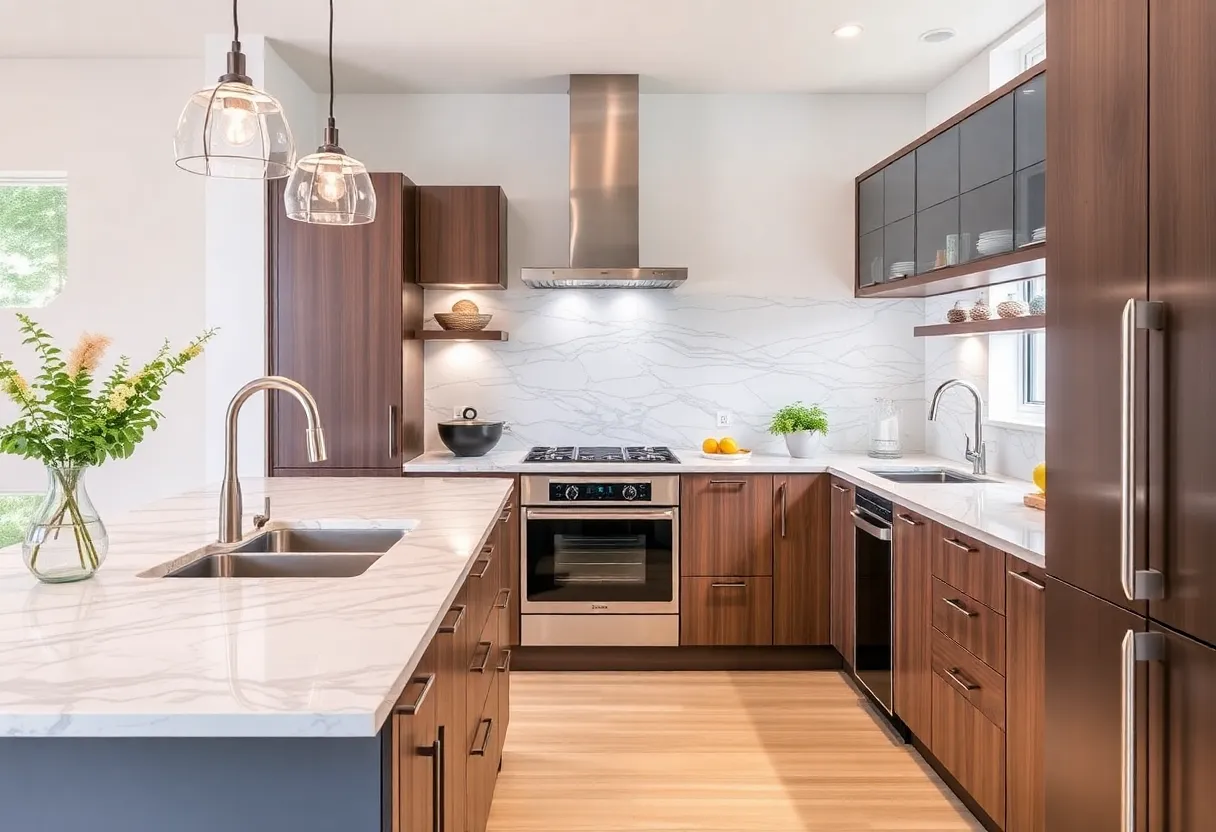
top-left (897, 513), bottom-right (923, 527)
top-left (943, 537), bottom-right (977, 553)
top-left (438, 604), bottom-right (466, 635)
top-left (470, 641), bottom-right (492, 673)
top-left (944, 597), bottom-right (977, 618)
top-left (481, 543), bottom-right (496, 557)
top-left (832, 484), bottom-right (850, 493)
top-left (497, 648), bottom-right (512, 674)
top-left (943, 667), bottom-right (979, 693)
top-left (709, 479), bottom-right (747, 486)
top-left (1009, 570), bottom-right (1046, 592)
top-left (495, 588), bottom-right (511, 609)
top-left (499, 509), bottom-right (512, 524)
top-left (711, 581), bottom-right (748, 588)
top-left (470, 558), bottom-right (492, 579)
top-left (471, 717), bottom-right (495, 756)
top-left (395, 673), bottom-right (436, 715)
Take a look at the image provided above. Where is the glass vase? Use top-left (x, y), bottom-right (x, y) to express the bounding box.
top-left (22, 466), bottom-right (109, 583)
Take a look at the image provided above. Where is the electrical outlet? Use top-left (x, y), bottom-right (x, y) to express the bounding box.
top-left (716, 411), bottom-right (733, 428)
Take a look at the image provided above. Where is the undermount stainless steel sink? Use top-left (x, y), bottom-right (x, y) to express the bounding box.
top-left (140, 526), bottom-right (411, 579)
top-left (229, 528), bottom-right (405, 554)
top-left (164, 552), bottom-right (383, 579)
top-left (866, 467), bottom-right (994, 484)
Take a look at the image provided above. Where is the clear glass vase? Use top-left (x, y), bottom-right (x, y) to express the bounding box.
top-left (22, 466), bottom-right (109, 583)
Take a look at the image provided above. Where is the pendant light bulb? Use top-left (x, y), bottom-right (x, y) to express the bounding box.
top-left (173, 0), bottom-right (296, 179)
top-left (284, 0), bottom-right (377, 225)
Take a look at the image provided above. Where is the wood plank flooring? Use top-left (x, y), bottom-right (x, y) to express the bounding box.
top-left (488, 671), bottom-right (981, 832)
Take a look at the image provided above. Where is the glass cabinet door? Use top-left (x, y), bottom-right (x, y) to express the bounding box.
top-left (883, 216), bottom-right (915, 281)
top-left (884, 154), bottom-right (915, 224)
top-left (1015, 74), bottom-right (1047, 171)
top-left (916, 198), bottom-right (959, 274)
top-left (960, 94), bottom-right (1015, 194)
top-left (859, 229), bottom-right (884, 286)
top-left (916, 127), bottom-right (959, 211)
top-left (1016, 161), bottom-right (1046, 248)
top-left (859, 171), bottom-right (884, 235)
top-left (960, 176), bottom-right (1014, 263)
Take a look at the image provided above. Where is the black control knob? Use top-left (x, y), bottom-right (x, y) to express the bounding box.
top-left (621, 485), bottom-right (639, 501)
top-left (564, 485), bottom-right (580, 501)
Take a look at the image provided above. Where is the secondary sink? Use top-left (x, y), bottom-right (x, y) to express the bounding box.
top-left (230, 528), bottom-right (405, 554)
top-left (164, 552), bottom-right (383, 579)
top-left (866, 467), bottom-right (994, 484)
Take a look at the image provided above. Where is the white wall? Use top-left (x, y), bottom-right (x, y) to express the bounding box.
top-left (0, 58), bottom-right (206, 513)
top-left (339, 92), bottom-right (929, 453)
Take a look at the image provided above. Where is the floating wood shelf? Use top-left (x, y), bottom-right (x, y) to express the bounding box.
top-left (914, 314), bottom-right (1046, 338)
top-left (857, 244), bottom-right (1047, 299)
top-left (412, 330), bottom-right (509, 342)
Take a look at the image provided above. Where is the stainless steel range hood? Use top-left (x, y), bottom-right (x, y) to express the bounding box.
top-left (521, 75), bottom-right (687, 289)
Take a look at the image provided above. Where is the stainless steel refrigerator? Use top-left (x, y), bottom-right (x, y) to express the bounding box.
top-left (1046, 0), bottom-right (1216, 830)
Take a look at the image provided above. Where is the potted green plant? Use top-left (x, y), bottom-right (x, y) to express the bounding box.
top-left (0, 314), bottom-right (214, 583)
top-left (768, 402), bottom-right (828, 459)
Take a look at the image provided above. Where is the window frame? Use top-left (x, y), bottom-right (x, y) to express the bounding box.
top-left (1020, 33), bottom-right (1047, 71)
top-left (1020, 278), bottom-right (1047, 410)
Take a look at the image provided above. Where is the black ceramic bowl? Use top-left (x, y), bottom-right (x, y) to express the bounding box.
top-left (437, 408), bottom-right (504, 457)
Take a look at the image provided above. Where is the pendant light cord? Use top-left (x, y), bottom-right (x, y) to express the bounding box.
top-left (328, 0), bottom-right (336, 124)
top-left (232, 0), bottom-right (240, 46)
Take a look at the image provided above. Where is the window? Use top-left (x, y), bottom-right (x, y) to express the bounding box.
top-left (1022, 277), bottom-right (1046, 407)
top-left (0, 494), bottom-right (40, 550)
top-left (0, 175), bottom-right (68, 308)
top-left (1020, 33), bottom-right (1047, 71)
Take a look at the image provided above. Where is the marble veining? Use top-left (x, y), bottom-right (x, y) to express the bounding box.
top-left (0, 477), bottom-right (511, 738)
top-left (423, 290), bottom-right (926, 455)
top-left (405, 450), bottom-right (1045, 568)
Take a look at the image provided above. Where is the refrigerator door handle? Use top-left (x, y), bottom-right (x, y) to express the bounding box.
top-left (1120, 299), bottom-right (1165, 601)
top-left (1121, 630), bottom-right (1165, 832)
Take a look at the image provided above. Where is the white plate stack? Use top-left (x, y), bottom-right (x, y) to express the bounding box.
top-left (977, 229), bottom-right (1014, 256)
top-left (888, 261), bottom-right (914, 280)
top-left (1031, 226), bottom-right (1046, 243)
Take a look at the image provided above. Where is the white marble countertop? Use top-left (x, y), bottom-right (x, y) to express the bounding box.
top-left (0, 477), bottom-right (512, 739)
top-left (405, 450), bottom-right (1045, 568)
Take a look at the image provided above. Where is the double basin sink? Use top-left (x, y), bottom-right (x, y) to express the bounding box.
top-left (140, 527), bottom-right (411, 580)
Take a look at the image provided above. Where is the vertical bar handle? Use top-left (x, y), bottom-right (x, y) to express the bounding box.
top-left (388, 404), bottom-right (400, 459)
top-left (1122, 630), bottom-right (1163, 832)
top-left (779, 483), bottom-right (787, 538)
top-left (418, 729), bottom-right (444, 832)
top-left (1120, 300), bottom-right (1164, 601)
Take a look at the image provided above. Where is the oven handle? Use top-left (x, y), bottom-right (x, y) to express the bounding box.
top-left (851, 508), bottom-right (892, 541)
top-left (524, 508), bottom-right (677, 522)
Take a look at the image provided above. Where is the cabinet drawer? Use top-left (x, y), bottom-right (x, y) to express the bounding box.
top-left (931, 673), bottom-right (1006, 825)
top-left (467, 605), bottom-right (500, 726)
top-left (931, 527), bottom-right (1006, 613)
top-left (931, 577), bottom-right (1006, 673)
top-left (466, 670), bottom-right (501, 832)
top-left (932, 628), bottom-right (1005, 730)
top-left (681, 474), bottom-right (774, 577)
top-left (468, 536), bottom-right (502, 632)
top-left (680, 577), bottom-right (774, 646)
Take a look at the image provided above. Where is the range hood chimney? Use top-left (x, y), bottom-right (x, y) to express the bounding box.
top-left (521, 75), bottom-right (687, 289)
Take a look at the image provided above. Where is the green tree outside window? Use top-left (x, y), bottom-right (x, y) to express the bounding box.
top-left (0, 180), bottom-right (68, 308)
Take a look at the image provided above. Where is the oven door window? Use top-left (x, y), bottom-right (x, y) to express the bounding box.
top-left (525, 515), bottom-right (674, 603)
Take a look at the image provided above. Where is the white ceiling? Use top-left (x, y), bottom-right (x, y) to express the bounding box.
top-left (3, 0), bottom-right (1042, 93)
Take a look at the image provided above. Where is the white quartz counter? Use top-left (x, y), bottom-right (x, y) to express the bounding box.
top-left (0, 477), bottom-right (511, 739)
top-left (405, 450), bottom-right (1045, 568)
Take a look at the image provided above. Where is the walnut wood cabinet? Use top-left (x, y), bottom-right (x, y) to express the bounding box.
top-left (267, 172), bottom-right (423, 473)
top-left (680, 577), bottom-right (774, 646)
top-left (392, 647), bottom-right (441, 832)
top-left (681, 474), bottom-right (774, 578)
top-left (772, 474), bottom-right (831, 645)
top-left (892, 506), bottom-right (933, 741)
top-left (829, 478), bottom-right (855, 664)
top-left (418, 186), bottom-right (508, 289)
top-left (1005, 557), bottom-right (1045, 831)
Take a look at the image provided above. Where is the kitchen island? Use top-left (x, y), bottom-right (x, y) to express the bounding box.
top-left (0, 476), bottom-right (513, 831)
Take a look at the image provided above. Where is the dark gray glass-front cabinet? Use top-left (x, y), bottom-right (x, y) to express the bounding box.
top-left (960, 94), bottom-right (1014, 194)
top-left (859, 229), bottom-right (884, 286)
top-left (916, 198), bottom-right (959, 274)
top-left (884, 154), bottom-right (916, 224)
top-left (859, 172), bottom-right (883, 235)
top-left (916, 127), bottom-right (960, 211)
top-left (1015, 75), bottom-right (1047, 170)
top-left (884, 216), bottom-right (915, 280)
top-left (960, 175), bottom-right (1014, 263)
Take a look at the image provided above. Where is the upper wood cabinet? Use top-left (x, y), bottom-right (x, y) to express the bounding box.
top-left (855, 64), bottom-right (1047, 298)
top-left (267, 172), bottom-right (423, 472)
top-left (680, 474), bottom-right (774, 577)
top-left (772, 474), bottom-right (831, 646)
top-left (418, 186), bottom-right (508, 289)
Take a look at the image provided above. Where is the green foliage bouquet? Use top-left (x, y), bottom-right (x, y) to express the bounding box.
top-left (0, 314), bottom-right (215, 581)
top-left (767, 402), bottom-right (829, 436)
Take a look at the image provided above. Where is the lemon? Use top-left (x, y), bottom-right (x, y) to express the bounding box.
top-left (719, 437), bottom-right (740, 455)
top-left (702, 438), bottom-right (720, 454)
top-left (1032, 462), bottom-right (1046, 494)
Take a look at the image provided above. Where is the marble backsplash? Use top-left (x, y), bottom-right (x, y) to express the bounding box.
top-left (422, 290), bottom-right (927, 456)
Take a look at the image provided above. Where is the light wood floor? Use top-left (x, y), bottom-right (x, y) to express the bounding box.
top-left (487, 671), bottom-right (981, 832)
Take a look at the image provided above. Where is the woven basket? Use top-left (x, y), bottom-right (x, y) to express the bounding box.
top-left (435, 313), bottom-right (492, 331)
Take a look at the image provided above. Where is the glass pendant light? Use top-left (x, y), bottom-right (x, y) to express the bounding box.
top-left (284, 0), bottom-right (377, 225)
top-left (173, 0), bottom-right (296, 179)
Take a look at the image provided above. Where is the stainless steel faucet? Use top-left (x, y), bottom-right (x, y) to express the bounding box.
top-left (928, 379), bottom-right (987, 476)
top-left (218, 376), bottom-right (327, 543)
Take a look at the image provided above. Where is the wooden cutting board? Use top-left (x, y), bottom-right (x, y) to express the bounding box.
top-left (1023, 492), bottom-right (1046, 511)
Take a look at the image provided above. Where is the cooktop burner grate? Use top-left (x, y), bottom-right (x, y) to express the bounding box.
top-left (523, 446), bottom-right (680, 463)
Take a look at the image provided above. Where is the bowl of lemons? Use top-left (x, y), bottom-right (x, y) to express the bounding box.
top-left (700, 437), bottom-right (752, 460)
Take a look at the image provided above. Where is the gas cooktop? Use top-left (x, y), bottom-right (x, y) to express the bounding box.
top-left (523, 446), bottom-right (680, 463)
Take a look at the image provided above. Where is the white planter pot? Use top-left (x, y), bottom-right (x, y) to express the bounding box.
top-left (783, 431), bottom-right (822, 459)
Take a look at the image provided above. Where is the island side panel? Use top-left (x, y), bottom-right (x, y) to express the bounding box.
top-left (0, 735), bottom-right (386, 832)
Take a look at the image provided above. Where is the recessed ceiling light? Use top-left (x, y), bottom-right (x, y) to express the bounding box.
top-left (920, 28), bottom-right (957, 44)
top-left (833, 23), bottom-right (864, 39)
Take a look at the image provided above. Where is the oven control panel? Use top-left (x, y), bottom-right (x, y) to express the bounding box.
top-left (549, 482), bottom-right (652, 502)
